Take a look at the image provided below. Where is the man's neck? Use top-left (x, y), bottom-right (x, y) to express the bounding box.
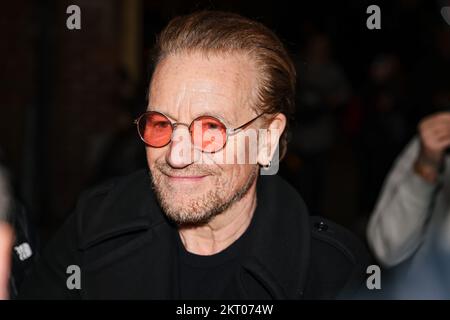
top-left (178, 182), bottom-right (257, 256)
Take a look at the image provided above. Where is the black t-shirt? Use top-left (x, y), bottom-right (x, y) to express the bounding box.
top-left (176, 213), bottom-right (257, 299)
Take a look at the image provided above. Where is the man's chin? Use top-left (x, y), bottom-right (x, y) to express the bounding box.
top-left (155, 189), bottom-right (221, 226)
top-left (161, 202), bottom-right (217, 226)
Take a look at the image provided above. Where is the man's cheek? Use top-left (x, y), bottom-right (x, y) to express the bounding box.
top-left (146, 148), bottom-right (164, 165)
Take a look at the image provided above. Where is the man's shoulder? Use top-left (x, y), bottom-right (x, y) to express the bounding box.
top-left (78, 169), bottom-right (149, 201)
top-left (255, 175), bottom-right (372, 298)
top-left (74, 169), bottom-right (163, 250)
top-left (305, 216), bottom-right (372, 299)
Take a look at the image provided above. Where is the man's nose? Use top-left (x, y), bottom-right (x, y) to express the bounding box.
top-left (166, 125), bottom-right (199, 168)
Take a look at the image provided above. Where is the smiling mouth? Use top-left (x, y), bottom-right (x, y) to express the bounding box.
top-left (169, 175), bottom-right (206, 179)
top-left (165, 174), bottom-right (209, 182)
top-left (156, 166), bottom-right (212, 182)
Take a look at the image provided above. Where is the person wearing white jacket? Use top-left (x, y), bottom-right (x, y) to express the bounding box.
top-left (367, 112), bottom-right (450, 298)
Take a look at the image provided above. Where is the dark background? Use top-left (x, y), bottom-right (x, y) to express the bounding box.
top-left (1, 0), bottom-right (449, 244)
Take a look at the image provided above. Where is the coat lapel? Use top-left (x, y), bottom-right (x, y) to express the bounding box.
top-left (239, 175), bottom-right (311, 299)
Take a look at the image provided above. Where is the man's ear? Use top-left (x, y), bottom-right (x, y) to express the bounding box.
top-left (257, 113), bottom-right (286, 166)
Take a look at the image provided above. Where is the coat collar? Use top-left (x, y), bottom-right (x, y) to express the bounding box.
top-left (243, 174), bottom-right (311, 298)
top-left (78, 170), bottom-right (162, 250)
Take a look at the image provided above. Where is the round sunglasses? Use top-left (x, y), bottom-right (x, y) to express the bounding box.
top-left (134, 110), bottom-right (266, 153)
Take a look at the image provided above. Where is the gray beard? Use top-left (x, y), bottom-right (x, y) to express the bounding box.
top-left (149, 167), bottom-right (258, 227)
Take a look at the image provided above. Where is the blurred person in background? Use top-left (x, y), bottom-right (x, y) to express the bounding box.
top-left (0, 179), bottom-right (13, 300)
top-left (0, 164), bottom-right (14, 299)
top-left (0, 155), bottom-right (38, 299)
top-left (0, 224), bottom-right (13, 299)
top-left (367, 25), bottom-right (450, 298)
top-left (367, 111), bottom-right (450, 298)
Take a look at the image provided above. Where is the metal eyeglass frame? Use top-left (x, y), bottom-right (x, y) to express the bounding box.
top-left (134, 110), bottom-right (267, 153)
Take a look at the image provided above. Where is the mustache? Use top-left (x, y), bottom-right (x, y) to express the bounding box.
top-left (153, 161), bottom-right (220, 177)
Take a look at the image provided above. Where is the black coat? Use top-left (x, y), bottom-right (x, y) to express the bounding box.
top-left (19, 170), bottom-right (371, 299)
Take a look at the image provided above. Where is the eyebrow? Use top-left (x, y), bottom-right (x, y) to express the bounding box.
top-left (146, 106), bottom-right (177, 121)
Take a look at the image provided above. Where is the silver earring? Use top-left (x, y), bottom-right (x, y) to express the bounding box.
top-left (264, 160), bottom-right (271, 168)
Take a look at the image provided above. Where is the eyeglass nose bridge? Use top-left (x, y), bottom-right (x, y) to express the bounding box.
top-left (170, 122), bottom-right (193, 145)
top-left (172, 122), bottom-right (190, 129)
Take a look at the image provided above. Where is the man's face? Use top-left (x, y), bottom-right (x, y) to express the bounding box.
top-left (146, 52), bottom-right (261, 225)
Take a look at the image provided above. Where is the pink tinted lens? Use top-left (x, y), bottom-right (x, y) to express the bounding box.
top-left (190, 116), bottom-right (227, 152)
top-left (139, 112), bottom-right (172, 147)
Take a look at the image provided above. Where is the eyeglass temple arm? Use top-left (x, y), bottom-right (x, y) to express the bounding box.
top-left (227, 112), bottom-right (267, 135)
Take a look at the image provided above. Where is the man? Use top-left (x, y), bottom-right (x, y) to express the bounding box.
top-left (20, 11), bottom-right (369, 299)
top-left (367, 112), bottom-right (450, 298)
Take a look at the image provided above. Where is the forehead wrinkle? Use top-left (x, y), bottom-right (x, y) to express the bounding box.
top-left (189, 88), bottom-right (236, 116)
top-left (149, 52), bottom-right (258, 125)
top-left (173, 82), bottom-right (191, 121)
top-left (171, 79), bottom-right (240, 124)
